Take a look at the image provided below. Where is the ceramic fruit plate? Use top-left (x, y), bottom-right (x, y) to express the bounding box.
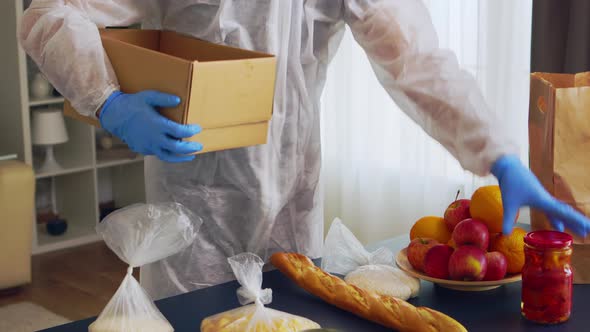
top-left (396, 248), bottom-right (521, 291)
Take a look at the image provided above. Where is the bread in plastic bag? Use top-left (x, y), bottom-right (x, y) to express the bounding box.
top-left (321, 218), bottom-right (420, 300)
top-left (200, 253), bottom-right (320, 332)
top-left (89, 202), bottom-right (201, 332)
top-left (344, 264), bottom-right (420, 299)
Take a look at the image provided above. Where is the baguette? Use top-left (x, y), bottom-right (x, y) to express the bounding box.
top-left (270, 252), bottom-right (466, 332)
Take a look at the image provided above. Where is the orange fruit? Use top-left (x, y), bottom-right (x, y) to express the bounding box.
top-left (410, 216), bottom-right (451, 243)
top-left (470, 185), bottom-right (518, 234)
top-left (490, 227), bottom-right (526, 274)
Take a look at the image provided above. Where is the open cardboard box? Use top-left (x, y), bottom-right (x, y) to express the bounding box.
top-left (64, 29), bottom-right (277, 154)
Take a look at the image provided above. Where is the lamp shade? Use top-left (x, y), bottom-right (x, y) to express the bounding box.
top-left (31, 109), bottom-right (69, 145)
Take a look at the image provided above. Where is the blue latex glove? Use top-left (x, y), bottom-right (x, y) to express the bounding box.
top-left (99, 90), bottom-right (202, 163)
top-left (491, 154), bottom-right (590, 236)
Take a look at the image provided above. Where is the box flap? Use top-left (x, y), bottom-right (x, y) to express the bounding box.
top-left (100, 29), bottom-right (161, 51)
top-left (100, 36), bottom-right (192, 124)
top-left (187, 57), bottom-right (276, 128)
top-left (159, 30), bottom-right (274, 61)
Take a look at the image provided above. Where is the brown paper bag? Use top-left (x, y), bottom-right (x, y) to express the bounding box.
top-left (529, 72), bottom-right (590, 284)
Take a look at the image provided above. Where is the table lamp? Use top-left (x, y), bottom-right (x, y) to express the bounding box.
top-left (31, 108), bottom-right (69, 173)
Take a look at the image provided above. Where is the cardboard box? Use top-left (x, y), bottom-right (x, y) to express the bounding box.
top-left (64, 29), bottom-right (277, 154)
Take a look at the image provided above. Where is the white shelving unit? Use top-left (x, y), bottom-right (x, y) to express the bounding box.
top-left (0, 0), bottom-right (146, 254)
top-left (29, 97), bottom-right (65, 107)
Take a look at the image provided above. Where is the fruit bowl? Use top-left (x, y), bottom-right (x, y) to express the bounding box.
top-left (396, 248), bottom-right (521, 291)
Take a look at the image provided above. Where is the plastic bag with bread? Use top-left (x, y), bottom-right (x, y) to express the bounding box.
top-left (271, 252), bottom-right (467, 332)
top-left (322, 218), bottom-right (420, 300)
top-left (89, 203), bottom-right (201, 332)
top-left (200, 253), bottom-right (320, 332)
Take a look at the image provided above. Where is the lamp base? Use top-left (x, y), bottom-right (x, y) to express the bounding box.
top-left (37, 145), bottom-right (63, 174)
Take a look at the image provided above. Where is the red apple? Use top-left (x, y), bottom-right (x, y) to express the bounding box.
top-left (407, 238), bottom-right (439, 272)
top-left (452, 218), bottom-right (489, 251)
top-left (483, 251), bottom-right (508, 281)
top-left (448, 245), bottom-right (488, 281)
top-left (488, 233), bottom-right (500, 252)
top-left (424, 244), bottom-right (454, 279)
top-left (444, 199), bottom-right (471, 232)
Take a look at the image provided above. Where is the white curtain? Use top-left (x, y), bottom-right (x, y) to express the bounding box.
top-left (320, 0), bottom-right (533, 244)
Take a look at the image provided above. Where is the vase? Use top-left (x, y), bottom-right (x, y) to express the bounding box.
top-left (30, 73), bottom-right (53, 99)
top-left (46, 218), bottom-right (68, 236)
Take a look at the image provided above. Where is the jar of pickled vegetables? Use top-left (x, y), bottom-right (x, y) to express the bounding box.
top-left (521, 230), bottom-right (573, 324)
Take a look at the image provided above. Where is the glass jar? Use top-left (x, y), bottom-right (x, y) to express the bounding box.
top-left (521, 230), bottom-right (573, 324)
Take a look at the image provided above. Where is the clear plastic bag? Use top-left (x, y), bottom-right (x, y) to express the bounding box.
top-left (89, 202), bottom-right (201, 332)
top-left (200, 253), bottom-right (320, 332)
top-left (321, 218), bottom-right (393, 275)
top-left (344, 264), bottom-right (420, 300)
top-left (321, 218), bottom-right (419, 300)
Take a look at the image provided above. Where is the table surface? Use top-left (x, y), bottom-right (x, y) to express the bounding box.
top-left (41, 225), bottom-right (590, 332)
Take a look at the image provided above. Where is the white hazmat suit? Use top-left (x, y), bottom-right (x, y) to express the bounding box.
top-left (20, 0), bottom-right (518, 300)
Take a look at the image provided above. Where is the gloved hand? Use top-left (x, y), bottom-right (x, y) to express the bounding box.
top-left (99, 90), bottom-right (202, 163)
top-left (491, 154), bottom-right (590, 236)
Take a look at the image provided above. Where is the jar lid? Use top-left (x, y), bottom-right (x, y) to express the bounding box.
top-left (524, 230), bottom-right (573, 249)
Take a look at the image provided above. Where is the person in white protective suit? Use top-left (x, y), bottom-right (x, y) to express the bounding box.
top-left (20, 0), bottom-right (590, 300)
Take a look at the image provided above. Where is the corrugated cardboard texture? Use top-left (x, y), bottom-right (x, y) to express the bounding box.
top-left (63, 29), bottom-right (276, 154)
top-left (529, 72), bottom-right (590, 283)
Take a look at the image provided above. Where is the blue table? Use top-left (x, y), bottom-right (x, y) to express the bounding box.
top-left (41, 226), bottom-right (590, 332)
